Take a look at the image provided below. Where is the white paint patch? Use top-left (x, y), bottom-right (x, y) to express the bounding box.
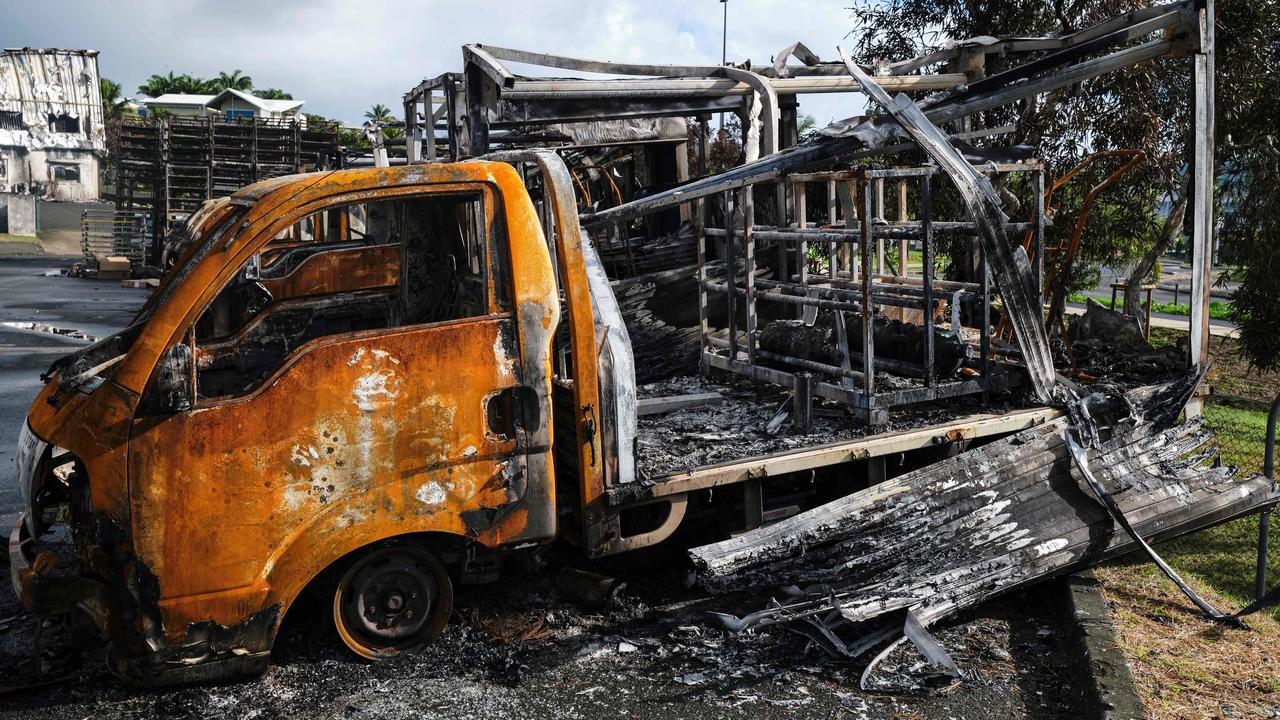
top-left (494, 333), bottom-right (514, 378)
top-left (347, 347), bottom-right (366, 366)
top-left (1032, 538), bottom-right (1069, 557)
top-left (462, 445), bottom-right (477, 458)
top-left (354, 369), bottom-right (400, 412)
top-left (282, 483), bottom-right (310, 512)
top-left (416, 481), bottom-right (449, 505)
top-left (290, 445), bottom-right (313, 468)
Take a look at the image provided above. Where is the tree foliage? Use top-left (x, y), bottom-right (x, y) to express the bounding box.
top-left (134, 68), bottom-right (289, 99)
top-left (1215, 2), bottom-right (1280, 369)
top-left (99, 77), bottom-right (126, 117)
top-left (847, 0), bottom-right (1280, 368)
top-left (847, 0), bottom-right (1187, 289)
top-left (364, 104), bottom-right (394, 123)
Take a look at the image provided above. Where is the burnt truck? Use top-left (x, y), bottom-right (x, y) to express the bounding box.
top-left (9, 148), bottom-right (1061, 684)
top-left (9, 1), bottom-right (1234, 686)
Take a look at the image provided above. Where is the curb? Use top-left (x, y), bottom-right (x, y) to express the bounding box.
top-left (1061, 571), bottom-right (1147, 720)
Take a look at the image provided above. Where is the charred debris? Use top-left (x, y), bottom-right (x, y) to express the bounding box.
top-left (392, 0), bottom-right (1277, 689)
top-left (3, 0), bottom-right (1250, 696)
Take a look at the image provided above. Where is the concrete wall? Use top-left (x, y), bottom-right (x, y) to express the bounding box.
top-left (1, 194), bottom-right (37, 236)
top-left (0, 148), bottom-right (100, 202)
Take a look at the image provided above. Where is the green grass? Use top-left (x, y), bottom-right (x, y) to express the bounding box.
top-left (0, 233), bottom-right (42, 255)
top-left (1067, 292), bottom-right (1233, 321)
top-left (1151, 399), bottom-right (1276, 617)
top-left (885, 247), bottom-right (924, 269)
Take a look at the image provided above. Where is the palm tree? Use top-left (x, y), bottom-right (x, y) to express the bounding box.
top-left (176, 74), bottom-right (214, 94)
top-left (137, 71), bottom-right (214, 97)
top-left (365, 103), bottom-right (394, 124)
top-left (212, 69), bottom-right (253, 92)
top-left (137, 71), bottom-right (180, 97)
top-left (256, 88), bottom-right (293, 100)
top-left (100, 77), bottom-right (126, 118)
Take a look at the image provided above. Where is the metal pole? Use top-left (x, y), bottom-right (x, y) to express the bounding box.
top-left (719, 0), bottom-right (728, 134)
top-left (922, 175), bottom-right (935, 388)
top-left (793, 371), bottom-right (814, 434)
top-left (1258, 392), bottom-right (1280, 601)
top-left (1187, 0), bottom-right (1215, 419)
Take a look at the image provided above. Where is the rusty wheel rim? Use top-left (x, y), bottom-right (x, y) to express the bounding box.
top-left (333, 546), bottom-right (452, 659)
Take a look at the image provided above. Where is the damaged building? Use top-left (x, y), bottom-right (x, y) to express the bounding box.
top-left (0, 48), bottom-right (104, 201)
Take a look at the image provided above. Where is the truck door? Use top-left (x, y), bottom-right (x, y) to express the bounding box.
top-left (128, 183), bottom-right (557, 604)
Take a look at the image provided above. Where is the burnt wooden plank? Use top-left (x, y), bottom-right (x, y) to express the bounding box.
top-left (637, 392), bottom-right (723, 416)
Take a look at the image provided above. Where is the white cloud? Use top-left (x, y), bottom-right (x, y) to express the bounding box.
top-left (2, 0), bottom-right (868, 126)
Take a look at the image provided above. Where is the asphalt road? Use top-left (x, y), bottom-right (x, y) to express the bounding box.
top-left (1083, 260), bottom-right (1236, 307)
top-left (0, 255), bottom-right (146, 530)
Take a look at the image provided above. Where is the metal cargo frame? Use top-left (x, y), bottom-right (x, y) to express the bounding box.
top-left (695, 162), bottom-right (1044, 426)
top-left (406, 0), bottom-right (1219, 423)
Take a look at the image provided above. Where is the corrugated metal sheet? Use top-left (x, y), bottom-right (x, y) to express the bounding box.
top-left (0, 48), bottom-right (104, 151)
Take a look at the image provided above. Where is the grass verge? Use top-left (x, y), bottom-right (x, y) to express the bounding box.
top-left (1068, 293), bottom-right (1233, 321)
top-left (1097, 325), bottom-right (1280, 718)
top-left (1095, 561), bottom-right (1280, 720)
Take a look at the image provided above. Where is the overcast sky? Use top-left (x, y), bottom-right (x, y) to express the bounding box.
top-left (1, 0), bottom-right (871, 127)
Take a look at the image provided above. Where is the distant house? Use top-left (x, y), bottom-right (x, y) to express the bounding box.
top-left (140, 93), bottom-right (215, 117)
top-left (0, 48), bottom-right (105, 201)
top-left (140, 89), bottom-right (306, 122)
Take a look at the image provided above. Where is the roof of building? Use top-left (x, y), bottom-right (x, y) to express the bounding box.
top-left (208, 88), bottom-right (304, 113)
top-left (0, 47), bottom-right (104, 150)
top-left (139, 88), bottom-right (304, 114)
top-left (141, 93), bottom-right (216, 106)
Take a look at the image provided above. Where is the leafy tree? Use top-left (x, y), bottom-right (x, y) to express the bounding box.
top-left (1215, 2), bottom-right (1280, 369)
top-left (99, 77), bottom-right (126, 117)
top-left (256, 88), bottom-right (293, 100)
top-left (848, 0), bottom-right (1280, 370)
top-left (338, 126), bottom-right (371, 149)
top-left (364, 104), bottom-right (394, 124)
top-left (846, 0), bottom-right (1187, 302)
top-left (211, 69), bottom-right (253, 92)
top-left (707, 116), bottom-right (744, 175)
top-left (797, 114), bottom-right (818, 141)
top-left (137, 71), bottom-right (212, 97)
top-left (137, 71), bottom-right (178, 97)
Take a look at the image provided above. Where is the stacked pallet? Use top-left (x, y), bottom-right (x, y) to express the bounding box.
top-left (106, 116), bottom-right (342, 268)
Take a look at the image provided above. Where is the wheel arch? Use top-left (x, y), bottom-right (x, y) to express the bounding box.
top-left (264, 528), bottom-right (473, 644)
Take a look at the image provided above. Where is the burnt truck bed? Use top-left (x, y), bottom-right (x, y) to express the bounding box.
top-left (621, 374), bottom-right (1059, 505)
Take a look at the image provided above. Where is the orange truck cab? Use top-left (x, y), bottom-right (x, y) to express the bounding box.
top-left (10, 152), bottom-right (638, 683)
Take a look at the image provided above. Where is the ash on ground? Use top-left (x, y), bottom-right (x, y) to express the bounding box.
top-left (0, 544), bottom-right (1086, 720)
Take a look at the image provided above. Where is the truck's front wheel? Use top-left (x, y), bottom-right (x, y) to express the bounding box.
top-left (332, 544), bottom-right (453, 659)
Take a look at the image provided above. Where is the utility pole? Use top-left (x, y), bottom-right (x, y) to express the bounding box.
top-left (719, 0), bottom-right (728, 134)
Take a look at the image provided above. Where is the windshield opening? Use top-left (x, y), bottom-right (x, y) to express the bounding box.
top-left (46, 204), bottom-right (249, 392)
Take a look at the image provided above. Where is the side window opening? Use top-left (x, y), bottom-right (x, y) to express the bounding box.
top-left (189, 189), bottom-right (511, 403)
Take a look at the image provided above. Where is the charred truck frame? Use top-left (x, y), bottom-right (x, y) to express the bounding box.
top-left (10, 0), bottom-right (1231, 685)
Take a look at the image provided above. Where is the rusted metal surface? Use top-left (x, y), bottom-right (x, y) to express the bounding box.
top-left (16, 161), bottom-right (563, 682)
top-left (478, 149), bottom-right (638, 556)
top-left (257, 243), bottom-right (401, 300)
